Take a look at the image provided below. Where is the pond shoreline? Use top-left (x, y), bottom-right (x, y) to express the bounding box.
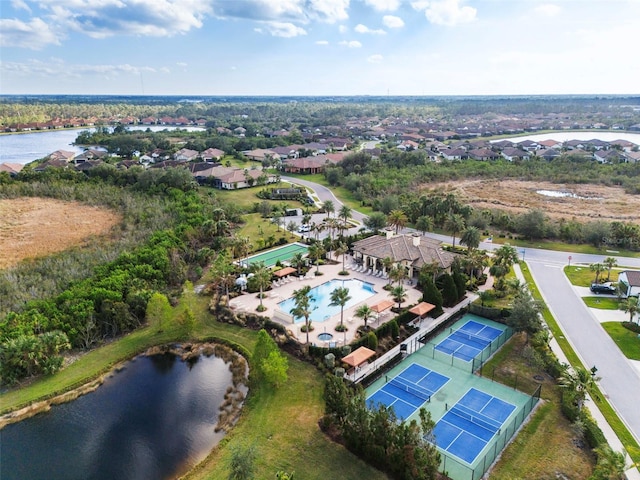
top-left (0, 341), bottom-right (248, 431)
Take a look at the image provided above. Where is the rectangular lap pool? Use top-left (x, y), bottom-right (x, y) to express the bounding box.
top-left (278, 278), bottom-right (376, 322)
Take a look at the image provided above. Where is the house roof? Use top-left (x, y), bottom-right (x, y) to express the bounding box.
top-left (621, 271), bottom-right (640, 287)
top-left (274, 266), bottom-right (296, 277)
top-left (352, 234), bottom-right (457, 271)
top-left (342, 346), bottom-right (376, 367)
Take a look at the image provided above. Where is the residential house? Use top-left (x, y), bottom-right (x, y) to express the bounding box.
top-left (540, 148), bottom-right (561, 161)
top-left (617, 271), bottom-right (640, 298)
top-left (201, 148), bottom-right (225, 162)
top-left (174, 148), bottom-right (199, 162)
top-left (516, 140), bottom-right (541, 152)
top-left (0, 162), bottom-right (24, 176)
top-left (593, 150), bottom-right (622, 164)
top-left (623, 151), bottom-right (640, 163)
top-left (282, 156), bottom-right (331, 174)
top-left (501, 148), bottom-right (530, 161)
top-left (538, 139), bottom-right (562, 149)
top-left (468, 148), bottom-right (500, 161)
top-left (441, 148), bottom-right (468, 160)
top-left (244, 149), bottom-right (280, 163)
top-left (48, 150), bottom-right (76, 162)
top-left (351, 231), bottom-right (458, 279)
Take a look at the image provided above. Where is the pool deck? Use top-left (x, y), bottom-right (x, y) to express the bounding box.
top-left (229, 257), bottom-right (422, 346)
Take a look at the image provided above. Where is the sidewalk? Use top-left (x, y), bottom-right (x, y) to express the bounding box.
top-left (514, 264), bottom-right (640, 478)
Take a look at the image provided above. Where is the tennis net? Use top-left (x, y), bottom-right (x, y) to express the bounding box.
top-left (449, 403), bottom-right (501, 433)
top-left (389, 376), bottom-right (432, 402)
top-left (451, 330), bottom-right (492, 348)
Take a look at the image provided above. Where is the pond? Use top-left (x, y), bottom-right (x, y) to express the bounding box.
top-left (0, 349), bottom-right (242, 480)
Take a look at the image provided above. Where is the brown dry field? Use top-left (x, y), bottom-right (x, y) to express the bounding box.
top-left (0, 197), bottom-right (121, 269)
top-left (425, 179), bottom-right (639, 223)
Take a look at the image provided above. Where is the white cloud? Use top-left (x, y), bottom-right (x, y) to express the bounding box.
top-left (354, 24), bottom-right (386, 34)
top-left (364, 0), bottom-right (400, 12)
top-left (418, 0), bottom-right (477, 26)
top-left (382, 15), bottom-right (404, 28)
top-left (367, 54), bottom-right (383, 63)
top-left (308, 0), bottom-right (350, 23)
top-left (0, 17), bottom-right (61, 49)
top-left (534, 4), bottom-right (561, 17)
top-left (315, 40), bottom-right (329, 45)
top-left (256, 21), bottom-right (307, 37)
top-left (339, 24), bottom-right (348, 33)
top-left (38, 0), bottom-right (213, 38)
top-left (11, 0), bottom-right (32, 13)
top-left (410, 0), bottom-right (429, 10)
top-left (211, 0), bottom-right (348, 24)
top-left (176, 62), bottom-right (188, 67)
top-left (339, 40), bottom-right (362, 48)
top-left (0, 58), bottom-right (158, 79)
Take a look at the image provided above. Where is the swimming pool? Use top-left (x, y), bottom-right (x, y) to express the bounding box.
top-left (279, 279), bottom-right (376, 322)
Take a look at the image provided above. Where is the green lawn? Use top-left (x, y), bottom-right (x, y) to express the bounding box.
top-left (565, 265), bottom-right (601, 287)
top-left (203, 182), bottom-right (309, 212)
top-left (582, 297), bottom-right (621, 310)
top-left (484, 334), bottom-right (594, 479)
top-left (235, 213), bottom-right (298, 252)
top-left (601, 322), bottom-right (640, 361)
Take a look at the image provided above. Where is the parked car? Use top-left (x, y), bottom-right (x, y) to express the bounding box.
top-left (298, 224), bottom-right (310, 233)
top-left (590, 282), bottom-right (616, 294)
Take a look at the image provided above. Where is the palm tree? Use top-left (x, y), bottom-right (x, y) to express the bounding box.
top-left (603, 256), bottom-right (618, 281)
top-left (590, 263), bottom-right (605, 284)
top-left (478, 290), bottom-right (492, 307)
top-left (387, 209), bottom-right (408, 234)
top-left (232, 236), bottom-right (252, 267)
top-left (558, 365), bottom-right (599, 411)
top-left (290, 285), bottom-right (313, 344)
top-left (390, 284), bottom-right (407, 310)
top-left (308, 243), bottom-right (325, 274)
top-left (382, 256), bottom-right (394, 283)
top-left (622, 296), bottom-right (639, 324)
top-left (290, 252), bottom-right (305, 276)
top-left (329, 286), bottom-right (352, 331)
top-left (355, 304), bottom-right (375, 330)
top-left (389, 265), bottom-right (407, 286)
top-left (323, 200), bottom-right (335, 218)
top-left (415, 215), bottom-right (433, 236)
top-left (338, 204), bottom-right (352, 234)
top-left (591, 444), bottom-right (627, 480)
top-left (253, 262), bottom-right (272, 311)
top-left (334, 242), bottom-right (348, 273)
top-left (445, 213), bottom-right (466, 249)
top-left (460, 225), bottom-right (481, 251)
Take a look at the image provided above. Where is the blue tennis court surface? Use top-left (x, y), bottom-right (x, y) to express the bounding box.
top-left (433, 388), bottom-right (516, 464)
top-left (367, 363), bottom-right (450, 420)
top-left (435, 320), bottom-right (505, 362)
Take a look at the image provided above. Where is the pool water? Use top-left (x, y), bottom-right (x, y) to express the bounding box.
top-left (279, 279), bottom-right (376, 322)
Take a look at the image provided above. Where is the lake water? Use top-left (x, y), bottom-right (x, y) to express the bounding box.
top-left (0, 126), bottom-right (205, 165)
top-left (0, 352), bottom-right (236, 480)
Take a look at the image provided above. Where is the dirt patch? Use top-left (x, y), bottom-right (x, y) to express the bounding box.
top-left (0, 197), bottom-right (121, 269)
top-left (424, 180), bottom-right (640, 222)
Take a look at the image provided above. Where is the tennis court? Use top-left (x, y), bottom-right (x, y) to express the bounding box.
top-left (433, 388), bottom-right (516, 464)
top-left (434, 319), bottom-right (505, 362)
top-left (366, 363), bottom-right (450, 420)
top-left (241, 243), bottom-right (308, 267)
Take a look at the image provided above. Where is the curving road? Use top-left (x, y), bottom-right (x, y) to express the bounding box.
top-left (286, 175), bottom-right (640, 443)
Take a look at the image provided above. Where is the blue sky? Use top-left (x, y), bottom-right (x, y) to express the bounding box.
top-left (1, 0), bottom-right (638, 96)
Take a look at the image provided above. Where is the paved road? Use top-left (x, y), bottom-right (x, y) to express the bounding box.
top-left (528, 259), bottom-right (640, 443)
top-left (287, 175), bottom-right (640, 442)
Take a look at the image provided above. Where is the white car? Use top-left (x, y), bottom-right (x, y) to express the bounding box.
top-left (298, 224), bottom-right (310, 233)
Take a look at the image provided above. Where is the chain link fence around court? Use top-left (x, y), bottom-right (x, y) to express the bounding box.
top-left (413, 325), bottom-right (514, 374)
top-left (438, 385), bottom-right (541, 480)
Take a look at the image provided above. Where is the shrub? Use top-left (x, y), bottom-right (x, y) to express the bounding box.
top-left (367, 331), bottom-right (378, 351)
top-left (580, 410), bottom-right (607, 448)
top-left (622, 321), bottom-right (640, 334)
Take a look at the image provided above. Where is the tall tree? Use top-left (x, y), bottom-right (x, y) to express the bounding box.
top-left (460, 225), bottom-right (481, 251)
top-left (390, 284), bottom-right (407, 310)
top-left (445, 213), bottom-right (466, 249)
top-left (290, 285), bottom-right (313, 344)
top-left (415, 215), bottom-right (434, 236)
top-left (308, 243), bottom-right (325, 274)
top-left (387, 209), bottom-right (408, 234)
top-left (323, 199), bottom-right (335, 218)
top-left (622, 296), bottom-right (639, 324)
top-left (507, 290), bottom-right (542, 343)
top-left (590, 263), bottom-right (605, 284)
top-left (558, 365), bottom-right (599, 411)
top-left (338, 204), bottom-right (352, 232)
top-left (253, 262), bottom-right (272, 311)
top-left (603, 256), bottom-right (618, 281)
top-left (329, 286), bottom-right (352, 332)
top-left (334, 242), bottom-right (348, 273)
top-left (364, 211), bottom-right (388, 233)
top-left (290, 252), bottom-right (305, 276)
top-left (355, 303), bottom-right (375, 330)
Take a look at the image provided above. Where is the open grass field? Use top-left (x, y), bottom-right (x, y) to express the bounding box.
top-left (0, 197), bottom-right (120, 269)
top-left (601, 322), bottom-right (640, 361)
top-left (205, 182), bottom-right (309, 212)
top-left (565, 265), bottom-right (602, 287)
